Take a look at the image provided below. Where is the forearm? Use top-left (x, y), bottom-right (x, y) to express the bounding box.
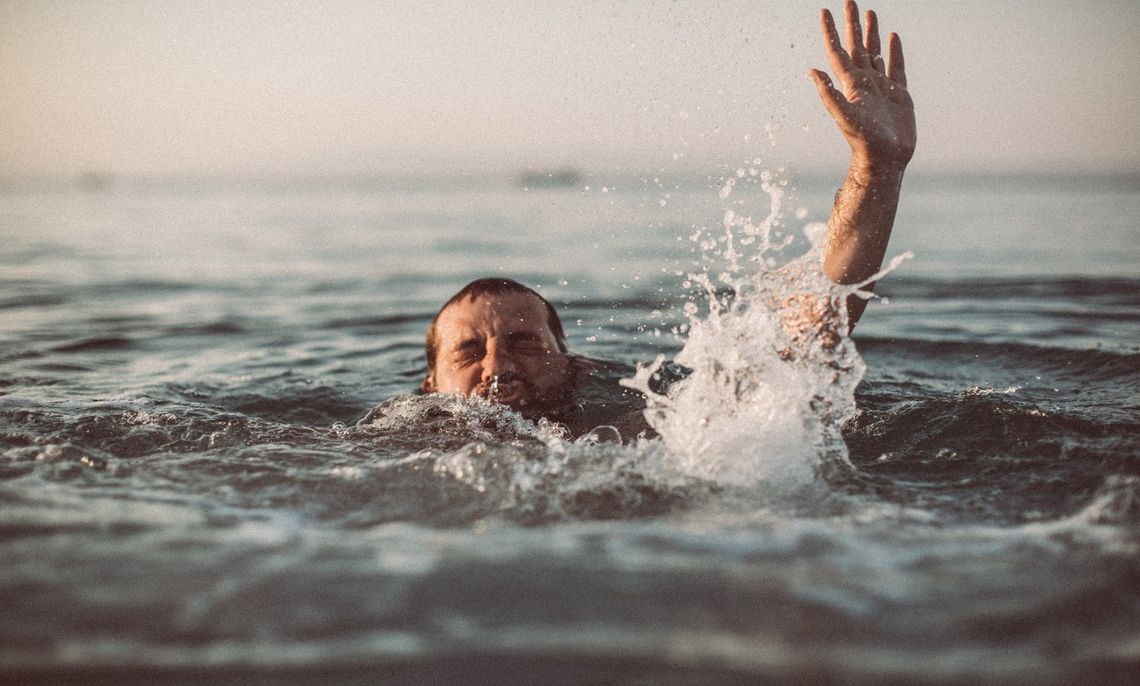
top-left (823, 157), bottom-right (904, 324)
top-left (807, 1), bottom-right (914, 327)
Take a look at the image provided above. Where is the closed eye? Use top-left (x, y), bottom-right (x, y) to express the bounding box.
top-left (508, 333), bottom-right (548, 355)
top-left (451, 340), bottom-right (484, 366)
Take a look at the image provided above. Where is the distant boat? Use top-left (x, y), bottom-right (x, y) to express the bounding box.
top-left (516, 168), bottom-right (582, 189)
top-left (76, 171), bottom-right (111, 191)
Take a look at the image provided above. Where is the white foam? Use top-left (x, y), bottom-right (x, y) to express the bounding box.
top-left (624, 167), bottom-right (871, 487)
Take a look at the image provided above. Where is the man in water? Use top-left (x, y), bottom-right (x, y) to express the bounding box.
top-left (419, 1), bottom-right (914, 423)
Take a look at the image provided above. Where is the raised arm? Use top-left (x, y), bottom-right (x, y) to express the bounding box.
top-left (809, 0), bottom-right (915, 326)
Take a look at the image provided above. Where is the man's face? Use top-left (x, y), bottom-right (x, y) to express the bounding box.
top-left (423, 292), bottom-right (574, 413)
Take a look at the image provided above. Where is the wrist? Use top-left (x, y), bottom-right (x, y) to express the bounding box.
top-left (849, 154), bottom-right (908, 184)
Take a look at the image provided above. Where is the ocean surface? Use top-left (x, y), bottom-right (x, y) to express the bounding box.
top-left (1, 170), bottom-right (1138, 684)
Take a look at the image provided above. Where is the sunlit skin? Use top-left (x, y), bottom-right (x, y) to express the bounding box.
top-left (422, 292), bottom-right (576, 411)
top-left (811, 0), bottom-right (917, 325)
top-left (423, 1), bottom-right (914, 410)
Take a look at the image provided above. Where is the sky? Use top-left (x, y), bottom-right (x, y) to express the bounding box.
top-left (2, 0), bottom-right (1138, 178)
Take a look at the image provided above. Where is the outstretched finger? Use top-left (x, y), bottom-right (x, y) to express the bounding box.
top-left (809, 68), bottom-right (853, 123)
top-left (887, 32), bottom-right (907, 87)
top-left (845, 0), bottom-right (869, 68)
top-left (820, 8), bottom-right (853, 81)
top-left (864, 10), bottom-right (884, 73)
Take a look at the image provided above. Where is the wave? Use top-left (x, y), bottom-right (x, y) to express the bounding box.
top-left (843, 383), bottom-right (1140, 523)
top-left (51, 337), bottom-right (136, 353)
top-left (857, 337), bottom-right (1140, 384)
top-left (880, 275), bottom-right (1140, 302)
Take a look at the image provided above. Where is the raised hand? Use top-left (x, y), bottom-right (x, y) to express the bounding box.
top-left (807, 2), bottom-right (916, 328)
top-left (809, 0), bottom-right (916, 171)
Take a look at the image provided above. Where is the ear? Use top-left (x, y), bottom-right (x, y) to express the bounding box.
top-left (420, 375), bottom-right (435, 393)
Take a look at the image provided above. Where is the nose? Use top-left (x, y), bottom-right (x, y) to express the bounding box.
top-left (481, 339), bottom-right (517, 382)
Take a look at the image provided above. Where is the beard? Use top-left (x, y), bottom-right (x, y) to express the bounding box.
top-left (472, 371), bottom-right (575, 420)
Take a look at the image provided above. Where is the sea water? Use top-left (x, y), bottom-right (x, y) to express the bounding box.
top-left (1, 170), bottom-right (1138, 684)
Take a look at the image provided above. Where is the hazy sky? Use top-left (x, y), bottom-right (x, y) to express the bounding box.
top-left (3, 0), bottom-right (1138, 177)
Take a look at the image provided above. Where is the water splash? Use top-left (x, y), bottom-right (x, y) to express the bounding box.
top-left (355, 167), bottom-right (907, 498)
top-left (356, 394), bottom-right (692, 523)
top-left (624, 169), bottom-right (877, 487)
top-left (356, 393), bottom-right (567, 447)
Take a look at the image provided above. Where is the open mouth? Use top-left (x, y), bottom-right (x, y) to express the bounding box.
top-left (488, 384), bottom-right (520, 404)
top-left (476, 377), bottom-right (527, 407)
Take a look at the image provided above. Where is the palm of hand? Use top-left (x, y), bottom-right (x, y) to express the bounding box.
top-left (811, 1), bottom-right (916, 169)
top-left (839, 65), bottom-right (915, 167)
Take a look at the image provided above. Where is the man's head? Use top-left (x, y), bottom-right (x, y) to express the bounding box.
top-left (422, 278), bottom-right (574, 413)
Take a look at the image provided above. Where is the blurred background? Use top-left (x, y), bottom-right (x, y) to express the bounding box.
top-left (2, 0), bottom-right (1138, 181)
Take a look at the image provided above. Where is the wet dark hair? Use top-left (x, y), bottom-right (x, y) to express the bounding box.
top-left (423, 278), bottom-right (568, 385)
